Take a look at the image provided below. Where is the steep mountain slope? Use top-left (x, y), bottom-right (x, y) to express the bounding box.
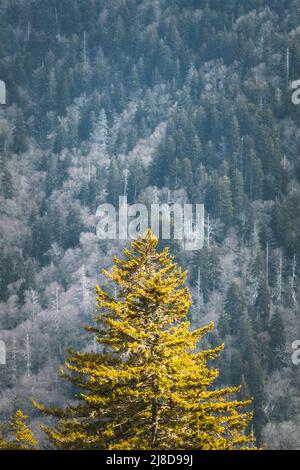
top-left (0, 0), bottom-right (300, 448)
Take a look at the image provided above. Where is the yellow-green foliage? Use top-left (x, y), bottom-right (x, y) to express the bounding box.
top-left (0, 425), bottom-right (9, 449)
top-left (0, 410), bottom-right (38, 450)
top-left (35, 230), bottom-right (257, 450)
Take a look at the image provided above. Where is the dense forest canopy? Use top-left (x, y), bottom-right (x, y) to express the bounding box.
top-left (0, 0), bottom-right (300, 449)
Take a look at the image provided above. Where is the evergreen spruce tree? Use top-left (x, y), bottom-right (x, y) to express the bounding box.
top-left (225, 283), bottom-right (246, 335)
top-left (1, 161), bottom-right (14, 199)
top-left (269, 311), bottom-right (286, 371)
top-left (254, 278), bottom-right (271, 331)
top-left (0, 410), bottom-right (38, 450)
top-left (218, 176), bottom-right (234, 226)
top-left (35, 231), bottom-right (256, 450)
top-left (0, 426), bottom-right (9, 449)
top-left (12, 110), bottom-right (28, 154)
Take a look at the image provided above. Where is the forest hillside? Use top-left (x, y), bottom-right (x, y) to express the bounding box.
top-left (0, 0), bottom-right (300, 449)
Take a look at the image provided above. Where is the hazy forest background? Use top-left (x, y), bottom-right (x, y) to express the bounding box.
top-left (1, 0), bottom-right (300, 449)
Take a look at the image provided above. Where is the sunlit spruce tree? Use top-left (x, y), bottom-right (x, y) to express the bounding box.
top-left (35, 230), bottom-right (256, 450)
top-left (0, 410), bottom-right (38, 450)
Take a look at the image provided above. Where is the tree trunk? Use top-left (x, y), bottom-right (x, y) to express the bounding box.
top-left (151, 399), bottom-right (158, 449)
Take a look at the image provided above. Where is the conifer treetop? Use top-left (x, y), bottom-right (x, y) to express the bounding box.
top-left (35, 230), bottom-right (258, 450)
top-left (0, 409), bottom-right (38, 450)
